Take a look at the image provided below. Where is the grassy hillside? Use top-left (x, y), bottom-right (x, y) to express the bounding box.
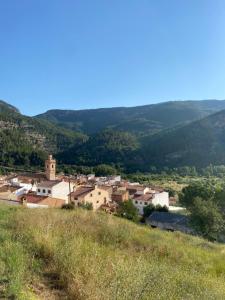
top-left (1, 204), bottom-right (225, 299)
top-left (36, 100), bottom-right (225, 136)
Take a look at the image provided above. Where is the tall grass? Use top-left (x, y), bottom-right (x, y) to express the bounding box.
top-left (0, 205), bottom-right (37, 299)
top-left (8, 207), bottom-right (225, 299)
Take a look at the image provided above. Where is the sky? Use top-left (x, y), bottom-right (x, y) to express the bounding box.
top-left (0, 0), bottom-right (225, 116)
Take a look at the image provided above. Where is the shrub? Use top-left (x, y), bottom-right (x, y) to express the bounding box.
top-left (61, 203), bottom-right (75, 210)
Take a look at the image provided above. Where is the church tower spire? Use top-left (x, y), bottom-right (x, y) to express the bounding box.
top-left (45, 154), bottom-right (56, 181)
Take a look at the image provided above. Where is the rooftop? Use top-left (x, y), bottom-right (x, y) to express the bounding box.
top-left (20, 193), bottom-right (65, 207)
top-left (37, 180), bottom-right (61, 188)
top-left (70, 186), bottom-right (94, 198)
top-left (134, 193), bottom-right (153, 202)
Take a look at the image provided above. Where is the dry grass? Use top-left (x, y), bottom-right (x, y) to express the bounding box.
top-left (5, 207), bottom-right (225, 299)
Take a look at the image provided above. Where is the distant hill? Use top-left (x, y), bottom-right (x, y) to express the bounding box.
top-left (3, 98), bottom-right (225, 170)
top-left (141, 109), bottom-right (225, 168)
top-left (0, 100), bottom-right (87, 167)
top-left (0, 99), bottom-right (20, 114)
top-left (36, 100), bottom-right (225, 136)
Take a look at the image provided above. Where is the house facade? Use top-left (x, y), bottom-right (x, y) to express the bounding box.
top-left (37, 180), bottom-right (72, 202)
top-left (132, 191), bottom-right (169, 215)
top-left (69, 185), bottom-right (110, 210)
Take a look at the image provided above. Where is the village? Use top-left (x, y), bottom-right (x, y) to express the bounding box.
top-left (0, 155), bottom-right (187, 232)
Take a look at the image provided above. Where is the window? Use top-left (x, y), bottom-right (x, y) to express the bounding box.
top-left (48, 190), bottom-right (51, 194)
top-left (135, 200), bottom-right (138, 204)
top-left (52, 164), bottom-right (54, 168)
top-left (97, 200), bottom-right (99, 204)
top-left (140, 202), bottom-right (142, 205)
top-left (90, 193), bottom-right (93, 197)
top-left (74, 197), bottom-right (78, 200)
top-left (37, 189), bottom-right (40, 193)
top-left (43, 189), bottom-right (46, 193)
top-left (98, 192), bottom-right (101, 195)
top-left (144, 202), bottom-right (147, 205)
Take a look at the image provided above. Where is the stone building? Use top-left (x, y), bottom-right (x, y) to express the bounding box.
top-left (45, 154), bottom-right (56, 181)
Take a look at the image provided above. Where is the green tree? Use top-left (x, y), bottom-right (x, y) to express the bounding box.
top-left (117, 200), bottom-right (139, 222)
top-left (94, 164), bottom-right (117, 176)
top-left (179, 183), bottom-right (215, 208)
top-left (189, 197), bottom-right (224, 241)
top-left (143, 203), bottom-right (155, 218)
top-left (155, 204), bottom-right (169, 212)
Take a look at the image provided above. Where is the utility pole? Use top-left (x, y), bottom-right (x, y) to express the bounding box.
top-left (68, 176), bottom-right (72, 204)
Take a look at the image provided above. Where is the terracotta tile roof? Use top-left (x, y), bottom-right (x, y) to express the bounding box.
top-left (20, 193), bottom-right (65, 208)
top-left (112, 190), bottom-right (127, 195)
top-left (133, 193), bottom-right (153, 202)
top-left (37, 180), bottom-right (61, 188)
top-left (126, 185), bottom-right (146, 191)
top-left (0, 185), bottom-right (20, 193)
top-left (70, 186), bottom-right (94, 198)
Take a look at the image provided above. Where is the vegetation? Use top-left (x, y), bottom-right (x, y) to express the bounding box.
top-left (143, 204), bottom-right (169, 219)
top-left (116, 200), bottom-right (139, 222)
top-left (4, 99), bottom-right (225, 172)
top-left (36, 99), bottom-right (225, 135)
top-left (0, 100), bottom-right (86, 168)
top-left (180, 182), bottom-right (225, 241)
top-left (1, 205), bottom-right (225, 299)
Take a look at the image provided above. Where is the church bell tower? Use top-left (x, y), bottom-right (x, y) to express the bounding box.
top-left (45, 154), bottom-right (56, 181)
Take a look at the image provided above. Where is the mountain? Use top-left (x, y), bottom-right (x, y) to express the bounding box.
top-left (57, 129), bottom-right (140, 170)
top-left (141, 109), bottom-right (225, 168)
top-left (3, 98), bottom-right (225, 171)
top-left (36, 100), bottom-right (225, 136)
top-left (57, 107), bottom-right (225, 171)
top-left (0, 99), bottom-right (20, 114)
top-left (0, 100), bottom-right (87, 167)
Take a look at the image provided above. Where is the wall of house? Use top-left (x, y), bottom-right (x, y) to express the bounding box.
top-left (83, 187), bottom-right (110, 210)
top-left (37, 181), bottom-right (72, 202)
top-left (51, 182), bottom-right (71, 202)
top-left (132, 199), bottom-right (149, 215)
top-left (135, 187), bottom-right (150, 195)
top-left (152, 192), bottom-right (169, 207)
top-left (37, 186), bottom-right (52, 197)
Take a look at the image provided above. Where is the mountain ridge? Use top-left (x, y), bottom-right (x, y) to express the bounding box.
top-left (2, 98), bottom-right (225, 170)
top-left (35, 99), bottom-right (225, 136)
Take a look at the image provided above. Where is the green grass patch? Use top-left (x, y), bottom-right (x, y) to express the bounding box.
top-left (0, 204), bottom-right (225, 299)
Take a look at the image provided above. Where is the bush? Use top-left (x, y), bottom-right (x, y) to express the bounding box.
top-left (80, 202), bottom-right (93, 210)
top-left (143, 204), bottom-right (169, 219)
top-left (61, 203), bottom-right (75, 210)
top-left (117, 200), bottom-right (139, 222)
top-left (143, 203), bottom-right (155, 218)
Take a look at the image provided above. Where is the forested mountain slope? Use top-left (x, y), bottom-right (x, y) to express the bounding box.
top-left (0, 100), bottom-right (86, 166)
top-left (36, 99), bottom-right (225, 136)
top-left (141, 109), bottom-right (225, 168)
top-left (3, 99), bottom-right (225, 170)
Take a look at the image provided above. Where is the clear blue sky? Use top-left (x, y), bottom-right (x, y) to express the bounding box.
top-left (0, 0), bottom-right (225, 116)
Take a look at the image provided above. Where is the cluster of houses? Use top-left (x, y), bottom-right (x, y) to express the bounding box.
top-left (0, 155), bottom-right (172, 215)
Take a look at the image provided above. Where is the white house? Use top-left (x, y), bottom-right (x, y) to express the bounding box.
top-left (132, 191), bottom-right (169, 215)
top-left (36, 180), bottom-right (72, 202)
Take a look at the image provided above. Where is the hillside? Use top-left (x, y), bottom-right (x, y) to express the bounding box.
top-left (56, 129), bottom-right (140, 169)
top-left (3, 99), bottom-right (225, 171)
top-left (57, 108), bottom-right (225, 171)
top-left (36, 100), bottom-right (225, 136)
top-left (141, 109), bottom-right (225, 168)
top-left (1, 204), bottom-right (225, 299)
top-left (0, 100), bottom-right (87, 167)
